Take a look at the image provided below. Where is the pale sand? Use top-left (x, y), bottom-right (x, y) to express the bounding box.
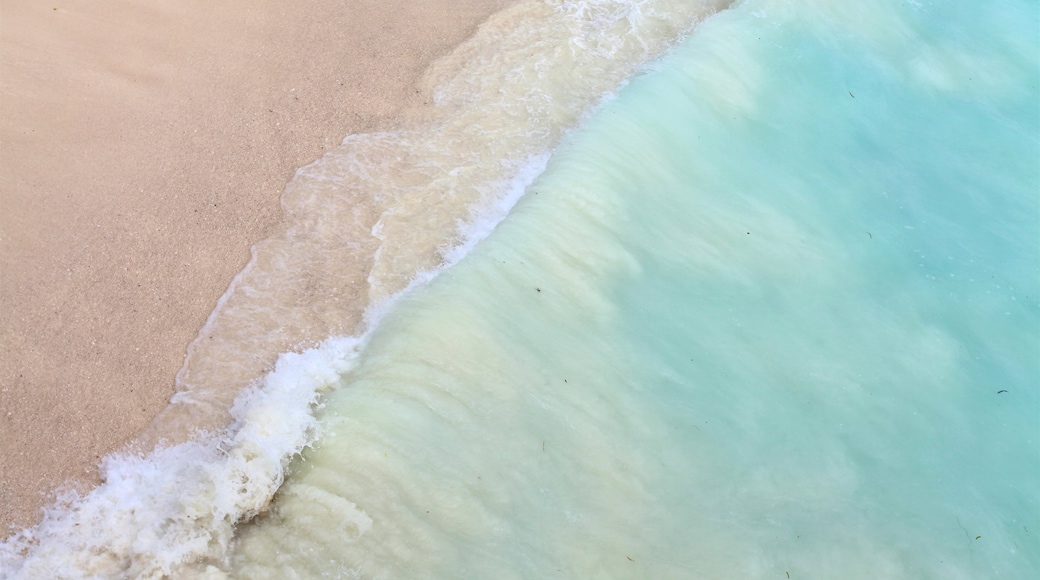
top-left (0, 0), bottom-right (513, 534)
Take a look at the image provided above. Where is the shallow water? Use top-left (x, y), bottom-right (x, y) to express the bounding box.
top-left (141, 0), bottom-right (729, 447)
top-left (3, 0), bottom-right (1037, 577)
top-left (225, 0), bottom-right (1040, 577)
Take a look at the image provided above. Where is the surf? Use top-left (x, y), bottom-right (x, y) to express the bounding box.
top-left (0, 1), bottom-right (731, 577)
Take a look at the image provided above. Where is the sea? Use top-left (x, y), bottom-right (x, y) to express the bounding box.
top-left (2, 0), bottom-right (1037, 577)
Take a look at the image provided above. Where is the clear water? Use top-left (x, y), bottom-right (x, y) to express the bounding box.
top-left (227, 0), bottom-right (1039, 577)
top-left (3, 0), bottom-right (1037, 577)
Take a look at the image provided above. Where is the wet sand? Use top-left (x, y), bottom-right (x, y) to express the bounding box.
top-left (0, 0), bottom-right (512, 534)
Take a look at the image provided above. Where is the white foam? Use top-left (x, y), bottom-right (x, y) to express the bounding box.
top-left (441, 154), bottom-right (551, 268)
top-left (0, 336), bottom-right (361, 579)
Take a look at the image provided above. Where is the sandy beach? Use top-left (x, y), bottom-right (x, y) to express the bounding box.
top-left (0, 0), bottom-right (512, 534)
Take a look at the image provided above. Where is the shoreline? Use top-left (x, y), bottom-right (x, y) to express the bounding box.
top-left (0, 0), bottom-right (513, 534)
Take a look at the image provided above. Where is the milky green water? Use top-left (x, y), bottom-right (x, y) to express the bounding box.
top-left (225, 0), bottom-right (1039, 577)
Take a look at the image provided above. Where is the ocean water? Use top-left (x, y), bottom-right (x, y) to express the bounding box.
top-left (3, 0), bottom-right (1038, 578)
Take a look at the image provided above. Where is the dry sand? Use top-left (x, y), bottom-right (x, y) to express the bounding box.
top-left (0, 0), bottom-right (512, 534)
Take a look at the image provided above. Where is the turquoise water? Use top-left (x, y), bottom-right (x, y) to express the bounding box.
top-left (2, 0), bottom-right (1036, 577)
top-left (226, 0), bottom-right (1039, 577)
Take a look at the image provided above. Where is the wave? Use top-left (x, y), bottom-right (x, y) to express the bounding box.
top-left (0, 1), bottom-right (731, 577)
